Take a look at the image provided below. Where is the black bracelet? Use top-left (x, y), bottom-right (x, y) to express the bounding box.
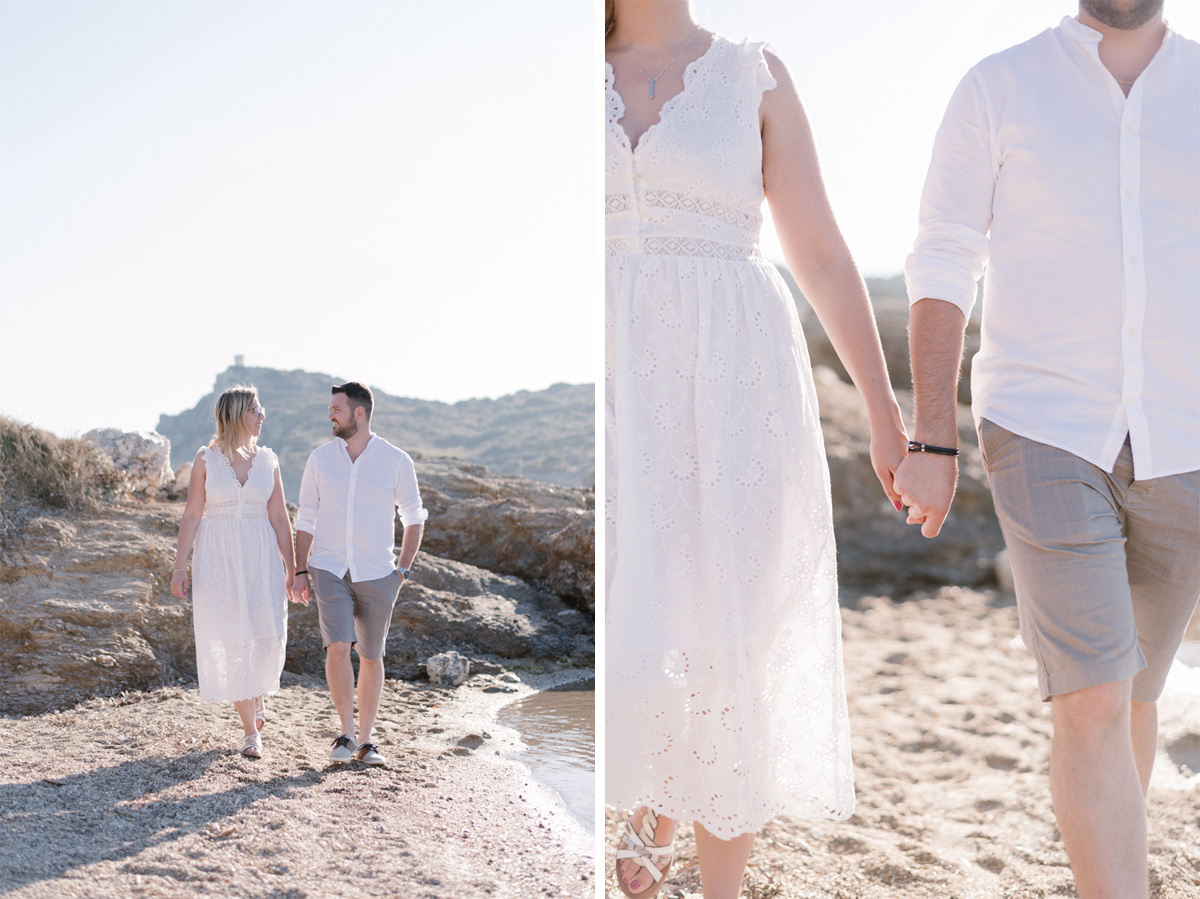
top-left (907, 440), bottom-right (960, 457)
top-left (295, 570), bottom-right (308, 576)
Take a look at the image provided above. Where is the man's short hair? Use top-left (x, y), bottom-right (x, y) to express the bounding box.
top-left (332, 381), bottom-right (374, 420)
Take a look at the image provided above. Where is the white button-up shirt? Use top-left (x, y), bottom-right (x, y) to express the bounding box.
top-left (906, 17), bottom-right (1200, 480)
top-left (295, 435), bottom-right (428, 581)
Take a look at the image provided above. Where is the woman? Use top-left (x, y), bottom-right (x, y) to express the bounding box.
top-left (171, 386), bottom-right (296, 759)
top-left (605, 1), bottom-right (908, 895)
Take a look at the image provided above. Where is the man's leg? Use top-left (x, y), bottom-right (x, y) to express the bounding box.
top-left (325, 641), bottom-right (357, 738)
top-left (1050, 679), bottom-right (1147, 899)
top-left (357, 657), bottom-right (384, 743)
top-left (1130, 699), bottom-right (1157, 796)
top-left (312, 569), bottom-right (361, 742)
top-left (348, 570), bottom-right (402, 749)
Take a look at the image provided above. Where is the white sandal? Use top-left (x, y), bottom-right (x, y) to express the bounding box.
top-left (615, 807), bottom-right (674, 898)
top-left (241, 733), bottom-right (262, 759)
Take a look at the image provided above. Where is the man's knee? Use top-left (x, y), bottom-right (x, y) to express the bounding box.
top-left (326, 641), bottom-right (352, 662)
top-left (1052, 679), bottom-right (1132, 731)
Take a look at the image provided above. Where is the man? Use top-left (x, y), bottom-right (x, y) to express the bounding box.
top-left (894, 2), bottom-right (1199, 896)
top-left (294, 382), bottom-right (427, 766)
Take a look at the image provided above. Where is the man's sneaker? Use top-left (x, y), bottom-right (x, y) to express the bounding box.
top-left (356, 742), bottom-right (386, 766)
top-left (329, 734), bottom-right (357, 763)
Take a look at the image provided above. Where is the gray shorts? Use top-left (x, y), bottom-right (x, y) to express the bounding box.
top-left (311, 567), bottom-right (402, 661)
top-left (979, 419), bottom-right (1200, 702)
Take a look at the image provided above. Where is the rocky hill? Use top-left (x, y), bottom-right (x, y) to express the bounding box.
top-left (156, 366), bottom-right (594, 496)
top-left (0, 420), bottom-right (595, 717)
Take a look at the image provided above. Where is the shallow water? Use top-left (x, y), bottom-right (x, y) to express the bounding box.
top-left (498, 677), bottom-right (595, 835)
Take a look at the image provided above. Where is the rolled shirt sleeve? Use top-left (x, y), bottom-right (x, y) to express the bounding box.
top-left (394, 451), bottom-right (428, 529)
top-left (905, 68), bottom-right (997, 318)
top-left (295, 453), bottom-right (318, 535)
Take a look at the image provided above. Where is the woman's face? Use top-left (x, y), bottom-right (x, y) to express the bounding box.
top-left (243, 401), bottom-right (266, 438)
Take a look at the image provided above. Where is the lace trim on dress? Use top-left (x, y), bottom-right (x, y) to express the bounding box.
top-left (644, 189), bottom-right (760, 230)
top-left (605, 236), bottom-right (761, 261)
top-left (606, 194), bottom-right (634, 215)
top-left (605, 191), bottom-right (758, 233)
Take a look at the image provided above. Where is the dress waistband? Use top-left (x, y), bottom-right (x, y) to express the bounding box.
top-left (204, 506), bottom-right (269, 521)
top-left (605, 236), bottom-right (762, 261)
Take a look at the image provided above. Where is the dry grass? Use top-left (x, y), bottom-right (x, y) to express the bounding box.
top-left (0, 416), bottom-right (124, 544)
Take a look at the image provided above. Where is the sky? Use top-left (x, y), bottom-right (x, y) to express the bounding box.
top-left (3, 1), bottom-right (1197, 437)
top-left (695, 0), bottom-right (1200, 277)
top-left (0, 0), bottom-right (595, 436)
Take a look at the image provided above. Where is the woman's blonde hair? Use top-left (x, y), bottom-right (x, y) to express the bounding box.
top-left (605, 0), bottom-right (615, 39)
top-left (209, 385), bottom-right (259, 456)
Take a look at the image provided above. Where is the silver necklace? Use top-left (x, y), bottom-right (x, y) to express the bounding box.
top-left (617, 25), bottom-right (702, 99)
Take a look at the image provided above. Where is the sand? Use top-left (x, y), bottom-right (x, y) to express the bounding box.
top-left (0, 669), bottom-right (594, 899)
top-left (604, 587), bottom-right (1200, 898)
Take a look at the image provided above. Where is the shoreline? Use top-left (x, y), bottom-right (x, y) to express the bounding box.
top-left (0, 666), bottom-right (596, 899)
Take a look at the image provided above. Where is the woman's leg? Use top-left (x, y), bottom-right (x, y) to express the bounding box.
top-left (695, 823), bottom-right (754, 899)
top-left (233, 698), bottom-right (258, 736)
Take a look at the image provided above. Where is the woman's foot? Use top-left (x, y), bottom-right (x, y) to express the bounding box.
top-left (241, 732), bottom-right (263, 759)
top-left (616, 807), bottom-right (676, 897)
top-left (254, 695), bottom-right (267, 731)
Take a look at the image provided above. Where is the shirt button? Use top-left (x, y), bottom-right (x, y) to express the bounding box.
top-left (1126, 328), bottom-right (1136, 337)
top-left (635, 172), bottom-right (644, 181)
top-left (1125, 125), bottom-right (1134, 133)
top-left (1128, 256), bottom-right (1138, 266)
top-left (1124, 190), bottom-right (1134, 199)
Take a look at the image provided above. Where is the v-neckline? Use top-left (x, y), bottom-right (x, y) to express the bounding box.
top-left (607, 33), bottom-right (720, 155)
top-left (224, 448), bottom-right (257, 488)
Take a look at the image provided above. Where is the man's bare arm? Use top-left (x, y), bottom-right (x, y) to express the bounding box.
top-left (892, 297), bottom-right (967, 538)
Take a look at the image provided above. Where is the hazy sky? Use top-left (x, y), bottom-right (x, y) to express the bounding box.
top-left (696, 0), bottom-right (1200, 277)
top-left (4, 1), bottom-right (1197, 437)
top-left (1, 0), bottom-right (593, 436)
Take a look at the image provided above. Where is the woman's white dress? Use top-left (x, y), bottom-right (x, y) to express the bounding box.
top-left (605, 35), bottom-right (854, 838)
top-left (192, 446), bottom-right (287, 703)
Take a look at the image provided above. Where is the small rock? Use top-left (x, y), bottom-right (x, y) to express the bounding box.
top-left (427, 651), bottom-right (470, 686)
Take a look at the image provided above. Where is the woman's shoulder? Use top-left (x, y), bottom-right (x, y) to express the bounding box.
top-left (255, 446), bottom-right (280, 465)
top-left (710, 34), bottom-right (780, 89)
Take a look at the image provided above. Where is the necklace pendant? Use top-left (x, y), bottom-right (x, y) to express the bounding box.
top-left (649, 78), bottom-right (655, 99)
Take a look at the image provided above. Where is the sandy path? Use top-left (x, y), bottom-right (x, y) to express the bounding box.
top-left (0, 670), bottom-right (593, 899)
top-left (604, 588), bottom-right (1200, 898)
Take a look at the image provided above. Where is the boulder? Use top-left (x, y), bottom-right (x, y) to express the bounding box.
top-left (426, 651), bottom-right (470, 686)
top-left (171, 461), bottom-right (193, 498)
top-left (412, 459), bottom-right (595, 614)
top-left (83, 429), bottom-right (173, 496)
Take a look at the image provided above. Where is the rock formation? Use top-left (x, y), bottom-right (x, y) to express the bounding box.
top-left (415, 459), bottom-right (595, 614)
top-left (0, 447), bottom-right (595, 716)
top-left (82, 429), bottom-right (173, 497)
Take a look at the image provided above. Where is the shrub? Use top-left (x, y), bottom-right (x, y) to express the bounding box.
top-left (0, 416), bottom-right (125, 544)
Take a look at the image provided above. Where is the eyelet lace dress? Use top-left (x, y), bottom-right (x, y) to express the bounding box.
top-left (605, 35), bottom-right (854, 838)
top-left (192, 446), bottom-right (288, 703)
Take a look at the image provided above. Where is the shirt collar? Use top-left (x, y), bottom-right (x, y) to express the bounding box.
top-left (1058, 13), bottom-right (1174, 51)
top-left (1060, 14), bottom-right (1103, 44)
top-left (338, 433), bottom-right (376, 454)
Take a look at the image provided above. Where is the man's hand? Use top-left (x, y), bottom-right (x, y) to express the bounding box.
top-left (291, 572), bottom-right (310, 605)
top-left (893, 452), bottom-right (959, 538)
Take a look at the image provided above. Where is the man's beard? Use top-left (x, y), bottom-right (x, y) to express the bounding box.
top-left (1079, 0), bottom-right (1164, 30)
top-left (333, 419), bottom-right (358, 439)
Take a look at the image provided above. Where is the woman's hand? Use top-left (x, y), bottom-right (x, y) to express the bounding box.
top-left (868, 416), bottom-right (910, 512)
top-left (285, 571), bottom-right (296, 603)
top-left (170, 569), bottom-right (189, 599)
